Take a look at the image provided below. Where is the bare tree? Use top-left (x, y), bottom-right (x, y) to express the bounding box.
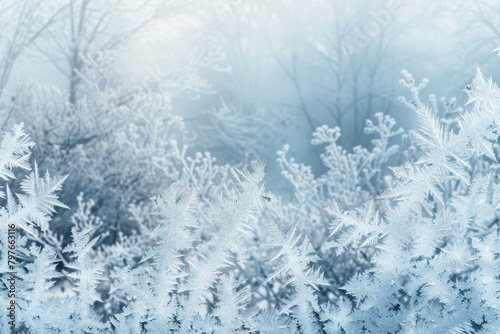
top-left (34, 0), bottom-right (191, 104)
top-left (445, 0), bottom-right (500, 73)
top-left (0, 0), bottom-right (66, 100)
top-left (269, 0), bottom-right (421, 146)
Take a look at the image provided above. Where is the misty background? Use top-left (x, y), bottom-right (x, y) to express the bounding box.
top-left (0, 0), bottom-right (499, 239)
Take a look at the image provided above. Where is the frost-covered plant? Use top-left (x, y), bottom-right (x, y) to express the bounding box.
top-left (264, 223), bottom-right (328, 333)
top-left (325, 68), bottom-right (500, 332)
top-left (274, 111), bottom-right (404, 303)
top-left (0, 124), bottom-right (68, 331)
top-left (176, 160), bottom-right (269, 331)
top-left (108, 160), bottom-right (270, 333)
top-left (277, 111), bottom-right (403, 248)
top-left (4, 82), bottom-right (185, 241)
top-left (212, 273), bottom-right (251, 333)
top-left (200, 99), bottom-right (291, 161)
top-left (0, 125), bottom-right (119, 333)
top-left (4, 77), bottom-right (230, 247)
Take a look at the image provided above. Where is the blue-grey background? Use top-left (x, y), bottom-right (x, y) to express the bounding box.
top-left (0, 0), bottom-right (498, 239)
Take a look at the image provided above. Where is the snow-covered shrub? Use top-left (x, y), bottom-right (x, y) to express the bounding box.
top-left (3, 53), bottom-right (230, 245)
top-left (199, 99), bottom-right (291, 161)
top-left (3, 82), bottom-right (185, 244)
